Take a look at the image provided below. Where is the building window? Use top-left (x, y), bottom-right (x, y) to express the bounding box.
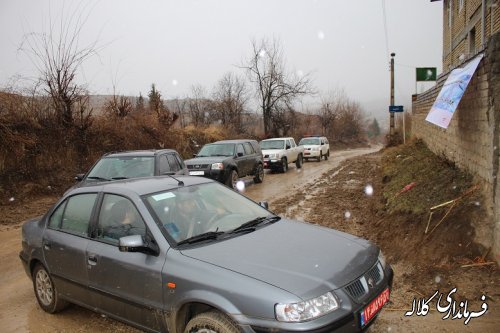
top-left (469, 27), bottom-right (476, 55)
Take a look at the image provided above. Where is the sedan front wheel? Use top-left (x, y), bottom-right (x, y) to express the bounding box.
top-left (185, 311), bottom-right (240, 333)
top-left (226, 170), bottom-right (239, 189)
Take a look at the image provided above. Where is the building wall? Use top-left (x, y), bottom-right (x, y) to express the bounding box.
top-left (443, 0), bottom-right (500, 70)
top-left (412, 33), bottom-right (500, 263)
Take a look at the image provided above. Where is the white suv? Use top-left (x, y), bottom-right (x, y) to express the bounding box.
top-left (299, 136), bottom-right (330, 162)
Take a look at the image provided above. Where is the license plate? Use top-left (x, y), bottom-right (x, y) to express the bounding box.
top-left (189, 171), bottom-right (204, 176)
top-left (360, 288), bottom-right (390, 327)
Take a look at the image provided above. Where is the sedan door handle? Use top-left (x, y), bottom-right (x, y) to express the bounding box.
top-left (87, 255), bottom-right (98, 265)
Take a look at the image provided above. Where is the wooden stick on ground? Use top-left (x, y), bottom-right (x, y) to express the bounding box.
top-left (461, 262), bottom-right (496, 268)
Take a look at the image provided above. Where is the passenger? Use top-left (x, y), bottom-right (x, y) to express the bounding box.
top-left (104, 200), bottom-right (144, 240)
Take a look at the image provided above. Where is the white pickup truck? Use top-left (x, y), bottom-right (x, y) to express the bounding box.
top-left (259, 137), bottom-right (304, 173)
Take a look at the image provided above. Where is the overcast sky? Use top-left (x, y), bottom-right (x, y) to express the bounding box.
top-left (0, 0), bottom-right (443, 121)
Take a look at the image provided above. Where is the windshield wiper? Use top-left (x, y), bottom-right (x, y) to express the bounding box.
top-left (87, 176), bottom-right (110, 181)
top-left (111, 176), bottom-right (129, 180)
top-left (230, 215), bottom-right (281, 234)
top-left (177, 231), bottom-right (225, 246)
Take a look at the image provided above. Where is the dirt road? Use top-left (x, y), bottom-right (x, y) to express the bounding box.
top-left (243, 146), bottom-right (382, 204)
top-left (7, 145), bottom-right (496, 333)
top-left (0, 146), bottom-right (380, 333)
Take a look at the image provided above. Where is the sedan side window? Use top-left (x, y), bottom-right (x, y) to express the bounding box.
top-left (48, 201), bottom-right (67, 229)
top-left (159, 155), bottom-right (171, 175)
top-left (243, 143), bottom-right (254, 155)
top-left (236, 144), bottom-right (245, 156)
top-left (56, 194), bottom-right (97, 236)
top-left (97, 194), bottom-right (146, 244)
top-left (167, 154), bottom-right (181, 172)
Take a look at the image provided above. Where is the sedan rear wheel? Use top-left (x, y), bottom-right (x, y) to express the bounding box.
top-left (253, 164), bottom-right (264, 183)
top-left (33, 264), bottom-right (68, 313)
top-left (185, 311), bottom-right (240, 333)
top-left (295, 154), bottom-right (303, 169)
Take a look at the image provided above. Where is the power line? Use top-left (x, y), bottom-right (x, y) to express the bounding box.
top-left (381, 0), bottom-right (390, 61)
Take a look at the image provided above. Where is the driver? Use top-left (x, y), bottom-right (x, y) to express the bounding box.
top-left (172, 191), bottom-right (204, 240)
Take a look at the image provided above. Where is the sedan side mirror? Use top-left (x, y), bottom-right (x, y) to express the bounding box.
top-left (237, 152), bottom-right (244, 157)
top-left (259, 201), bottom-right (269, 209)
top-left (119, 235), bottom-right (159, 256)
top-left (75, 174), bottom-right (85, 181)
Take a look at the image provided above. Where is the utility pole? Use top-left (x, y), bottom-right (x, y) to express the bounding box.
top-left (389, 52), bottom-right (395, 137)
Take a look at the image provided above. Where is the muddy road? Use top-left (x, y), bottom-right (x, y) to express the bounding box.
top-left (244, 146), bottom-right (381, 204)
top-left (0, 145), bottom-right (379, 332)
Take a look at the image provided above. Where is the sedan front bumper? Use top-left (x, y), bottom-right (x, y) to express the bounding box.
top-left (239, 265), bottom-right (394, 333)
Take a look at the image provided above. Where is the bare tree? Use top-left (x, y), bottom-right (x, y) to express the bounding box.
top-left (188, 84), bottom-right (213, 127)
top-left (336, 100), bottom-right (365, 141)
top-left (171, 97), bottom-right (188, 127)
top-left (212, 72), bottom-right (248, 133)
top-left (317, 89), bottom-right (366, 142)
top-left (318, 89), bottom-right (349, 138)
top-left (105, 94), bottom-right (133, 118)
top-left (242, 38), bottom-right (314, 137)
top-left (19, 3), bottom-right (99, 127)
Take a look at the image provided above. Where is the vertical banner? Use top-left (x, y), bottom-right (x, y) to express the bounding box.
top-left (425, 54), bottom-right (483, 129)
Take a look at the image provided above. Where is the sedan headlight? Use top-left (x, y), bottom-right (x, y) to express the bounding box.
top-left (378, 250), bottom-right (387, 269)
top-left (312, 147), bottom-right (320, 151)
top-left (211, 163), bottom-right (224, 170)
top-left (269, 153), bottom-right (280, 159)
top-left (275, 292), bottom-right (339, 322)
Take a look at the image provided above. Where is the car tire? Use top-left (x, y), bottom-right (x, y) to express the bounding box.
top-left (295, 154), bottom-right (303, 169)
top-left (317, 153), bottom-right (322, 162)
top-left (33, 263), bottom-right (68, 313)
top-left (324, 150), bottom-right (329, 160)
top-left (184, 311), bottom-right (240, 333)
top-left (253, 164), bottom-right (264, 183)
top-left (280, 157), bottom-right (288, 173)
top-left (226, 169), bottom-right (238, 189)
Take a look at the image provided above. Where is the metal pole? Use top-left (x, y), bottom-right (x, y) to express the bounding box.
top-left (403, 109), bottom-right (406, 144)
top-left (390, 53), bottom-right (395, 136)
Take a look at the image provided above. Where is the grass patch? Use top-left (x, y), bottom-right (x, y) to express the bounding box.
top-left (382, 139), bottom-right (473, 215)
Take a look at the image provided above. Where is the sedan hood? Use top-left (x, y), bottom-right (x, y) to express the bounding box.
top-left (185, 156), bottom-right (232, 165)
top-left (181, 219), bottom-right (379, 299)
top-left (261, 149), bottom-right (285, 157)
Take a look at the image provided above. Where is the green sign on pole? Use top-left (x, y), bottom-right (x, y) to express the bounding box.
top-left (416, 67), bottom-right (437, 81)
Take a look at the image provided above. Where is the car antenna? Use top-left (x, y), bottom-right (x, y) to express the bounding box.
top-left (163, 173), bottom-right (184, 186)
top-left (165, 174), bottom-right (184, 186)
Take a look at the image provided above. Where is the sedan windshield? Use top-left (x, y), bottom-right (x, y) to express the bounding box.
top-left (299, 138), bottom-right (320, 145)
top-left (260, 140), bottom-right (285, 150)
top-left (144, 182), bottom-right (272, 244)
top-left (197, 144), bottom-right (235, 157)
top-left (87, 156), bottom-right (155, 180)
